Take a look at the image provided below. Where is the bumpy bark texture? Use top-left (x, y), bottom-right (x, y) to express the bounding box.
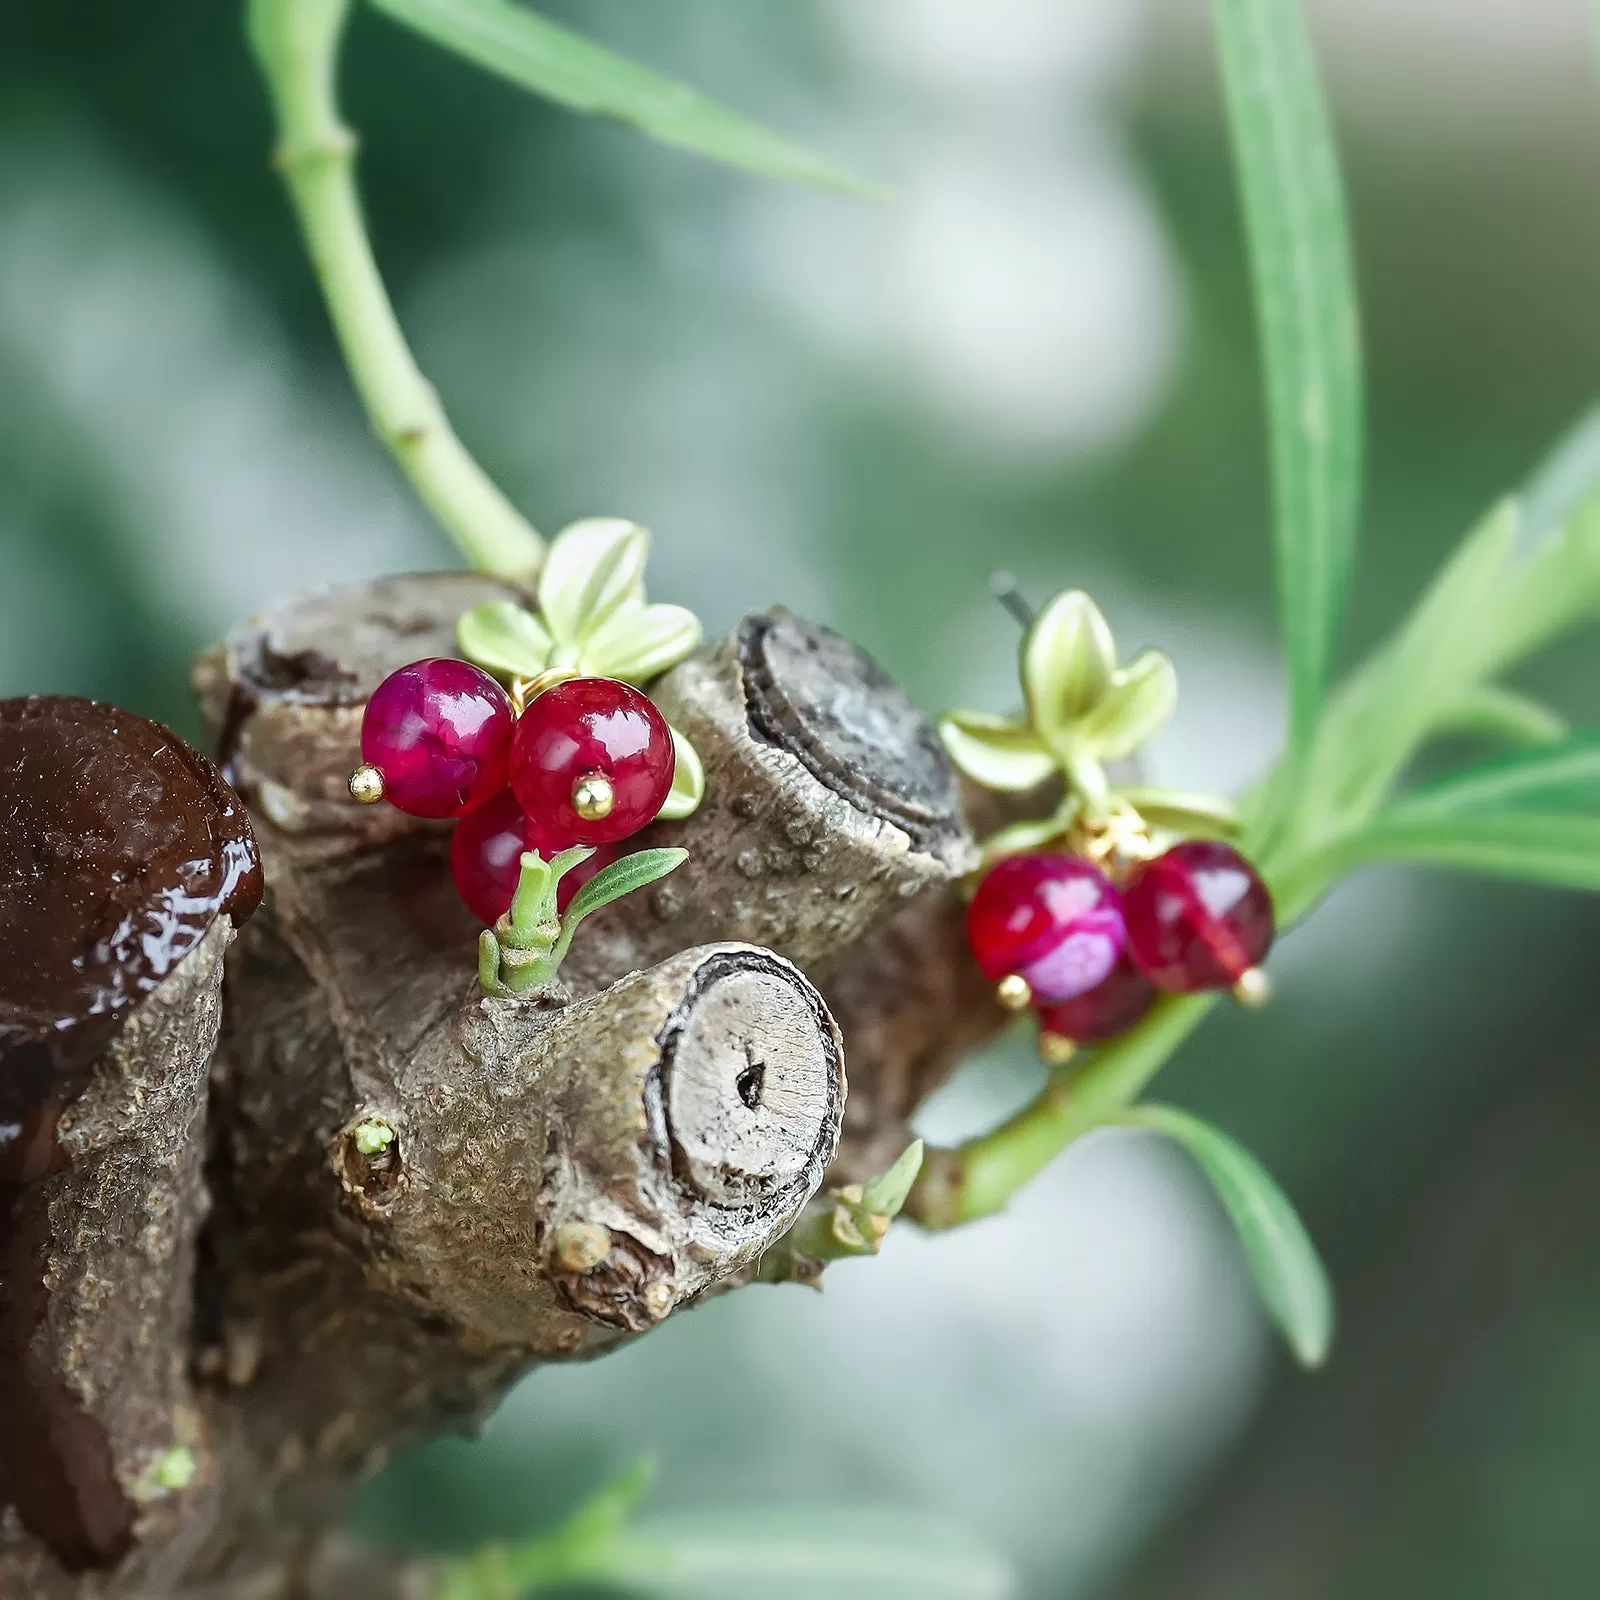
top-left (1, 574), bottom-right (996, 1598)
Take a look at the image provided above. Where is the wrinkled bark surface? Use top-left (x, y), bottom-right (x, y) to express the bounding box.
top-left (2, 575), bottom-right (996, 1597)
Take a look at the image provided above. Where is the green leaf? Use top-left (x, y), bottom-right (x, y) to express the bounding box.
top-left (366, 0), bottom-right (882, 197)
top-left (1075, 649), bottom-right (1178, 759)
top-left (583, 601), bottom-right (703, 683)
top-left (603, 1509), bottom-right (1014, 1600)
top-left (457, 599), bottom-right (553, 681)
top-left (1021, 591), bottom-right (1116, 740)
top-left (977, 813), bottom-right (1072, 869)
top-left (563, 847), bottom-right (688, 924)
top-left (1521, 402), bottom-right (1600, 549)
top-left (939, 711), bottom-right (1057, 793)
top-left (1122, 1104), bottom-right (1333, 1367)
top-left (1299, 499), bottom-right (1518, 838)
top-left (656, 726), bottom-right (705, 822)
top-left (1215, 0), bottom-right (1363, 760)
top-left (1396, 729), bottom-right (1600, 817)
top-left (1489, 490), bottom-right (1600, 674)
top-left (1429, 685), bottom-right (1567, 750)
top-left (1118, 786), bottom-right (1240, 836)
top-left (536, 517), bottom-right (649, 647)
top-left (860, 1140), bottom-right (924, 1219)
top-left (1334, 810), bottom-right (1600, 892)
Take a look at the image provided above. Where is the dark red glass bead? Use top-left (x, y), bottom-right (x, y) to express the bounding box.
top-left (361, 658), bottom-right (512, 819)
top-left (450, 788), bottom-right (615, 925)
top-left (1035, 954), bottom-right (1157, 1045)
top-left (966, 852), bottom-right (1126, 1004)
top-left (1123, 839), bottom-right (1274, 992)
top-left (509, 677), bottom-right (675, 845)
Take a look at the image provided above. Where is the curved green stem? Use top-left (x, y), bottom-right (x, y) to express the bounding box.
top-left (247, 0), bottom-right (544, 581)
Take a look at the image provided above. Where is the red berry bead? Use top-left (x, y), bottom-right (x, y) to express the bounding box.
top-left (450, 788), bottom-right (614, 924)
top-left (1123, 839), bottom-right (1274, 993)
top-left (509, 677), bottom-right (675, 845)
top-left (967, 852), bottom-right (1126, 1005)
top-left (360, 658), bottom-right (513, 819)
top-left (1036, 954), bottom-right (1157, 1055)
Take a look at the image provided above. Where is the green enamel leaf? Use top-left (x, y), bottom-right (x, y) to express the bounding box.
top-left (365, 0), bottom-right (882, 198)
top-left (1076, 649), bottom-right (1178, 759)
top-left (1123, 1104), bottom-right (1333, 1368)
top-left (860, 1140), bottom-right (924, 1220)
top-left (583, 601), bottom-right (702, 683)
top-left (1021, 591), bottom-right (1116, 740)
top-left (564, 847), bottom-right (688, 924)
top-left (537, 518), bottom-right (650, 647)
top-left (1490, 490), bottom-right (1600, 675)
top-left (1119, 787), bottom-right (1240, 837)
top-left (939, 711), bottom-right (1057, 793)
top-left (457, 599), bottom-right (552, 680)
top-left (1216, 0), bottom-right (1364, 763)
top-left (1383, 730), bottom-right (1600, 818)
top-left (656, 726), bottom-right (705, 822)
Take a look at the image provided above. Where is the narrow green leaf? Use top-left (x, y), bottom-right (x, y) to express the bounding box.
top-left (366, 0), bottom-right (882, 197)
top-left (1215, 0), bottom-right (1363, 759)
top-left (564, 847), bottom-right (688, 923)
top-left (1301, 499), bottom-right (1517, 835)
top-left (603, 1509), bottom-right (1014, 1600)
top-left (1335, 810), bottom-right (1600, 892)
top-left (457, 599), bottom-right (552, 681)
top-left (656, 726), bottom-right (705, 822)
top-left (1123, 1104), bottom-right (1333, 1367)
top-left (860, 1140), bottom-right (924, 1219)
top-left (1396, 729), bottom-right (1600, 817)
top-left (1118, 787), bottom-right (1240, 836)
top-left (1489, 491), bottom-right (1600, 673)
top-left (939, 712), bottom-right (1057, 793)
top-left (1521, 402), bottom-right (1600, 549)
top-left (1429, 685), bottom-right (1567, 750)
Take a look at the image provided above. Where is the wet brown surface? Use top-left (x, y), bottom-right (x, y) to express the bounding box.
top-left (0, 696), bottom-right (260, 1570)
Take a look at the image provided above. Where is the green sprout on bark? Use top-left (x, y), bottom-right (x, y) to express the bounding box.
top-left (478, 846), bottom-right (687, 998)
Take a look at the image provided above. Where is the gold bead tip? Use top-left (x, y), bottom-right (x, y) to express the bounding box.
top-left (348, 764), bottom-right (385, 805)
top-left (571, 771), bottom-right (615, 822)
top-left (1232, 967), bottom-right (1271, 1008)
top-left (1037, 1031), bottom-right (1078, 1067)
top-left (996, 973), bottom-right (1033, 1012)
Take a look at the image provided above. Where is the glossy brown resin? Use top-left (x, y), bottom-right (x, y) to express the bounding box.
top-left (0, 695), bottom-right (260, 1570)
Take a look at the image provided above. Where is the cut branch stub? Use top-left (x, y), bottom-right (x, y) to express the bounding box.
top-left (0, 696), bottom-right (258, 1583)
top-left (192, 570), bottom-right (521, 840)
top-left (564, 608), bottom-right (976, 988)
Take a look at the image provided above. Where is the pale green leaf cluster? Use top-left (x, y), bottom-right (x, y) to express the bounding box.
top-left (458, 519), bottom-right (707, 820)
top-left (436, 1457), bottom-right (1013, 1600)
top-left (479, 846), bottom-right (687, 996)
top-left (942, 591), bottom-right (1177, 799)
top-left (365, 0), bottom-right (882, 198)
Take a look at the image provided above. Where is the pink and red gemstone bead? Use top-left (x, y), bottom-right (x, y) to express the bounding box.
top-left (1036, 953), bottom-right (1157, 1046)
top-left (509, 677), bottom-right (675, 845)
top-left (1123, 839), bottom-right (1274, 993)
top-left (360, 658), bottom-right (513, 819)
top-left (360, 661), bottom-right (678, 923)
top-left (450, 787), bottom-right (615, 925)
top-left (967, 853), bottom-right (1126, 1004)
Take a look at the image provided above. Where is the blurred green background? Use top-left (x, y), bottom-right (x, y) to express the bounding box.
top-left (6, 2), bottom-right (1600, 1594)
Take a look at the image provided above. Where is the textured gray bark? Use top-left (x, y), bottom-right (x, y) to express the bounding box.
top-left (3, 574), bottom-right (987, 1597)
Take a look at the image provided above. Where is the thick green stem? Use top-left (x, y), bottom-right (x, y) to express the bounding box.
top-left (914, 994), bottom-right (1215, 1227)
top-left (247, 0), bottom-right (544, 581)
